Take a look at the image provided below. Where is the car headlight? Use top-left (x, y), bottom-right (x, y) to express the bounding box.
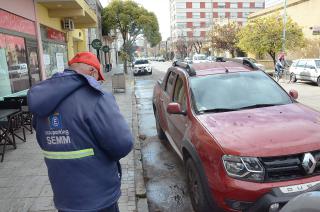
top-left (222, 155), bottom-right (264, 182)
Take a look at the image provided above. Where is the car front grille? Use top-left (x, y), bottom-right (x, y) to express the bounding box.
top-left (260, 151), bottom-right (320, 182)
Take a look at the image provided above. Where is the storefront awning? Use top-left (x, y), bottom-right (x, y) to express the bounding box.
top-left (37, 0), bottom-right (97, 28)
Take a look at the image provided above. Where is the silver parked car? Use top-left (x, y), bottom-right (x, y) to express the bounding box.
top-left (289, 59), bottom-right (320, 86)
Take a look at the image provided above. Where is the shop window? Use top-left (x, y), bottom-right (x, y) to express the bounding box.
top-left (0, 33), bottom-right (30, 98)
top-left (42, 42), bottom-right (67, 78)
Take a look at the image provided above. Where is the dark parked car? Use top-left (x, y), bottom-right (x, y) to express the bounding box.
top-left (153, 61), bottom-right (320, 212)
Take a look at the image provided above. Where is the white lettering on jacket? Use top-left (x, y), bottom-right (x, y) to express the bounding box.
top-left (46, 136), bottom-right (71, 145)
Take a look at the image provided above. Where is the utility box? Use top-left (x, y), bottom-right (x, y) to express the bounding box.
top-left (112, 73), bottom-right (126, 93)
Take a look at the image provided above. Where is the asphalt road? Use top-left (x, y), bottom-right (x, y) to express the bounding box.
top-left (134, 61), bottom-right (320, 212)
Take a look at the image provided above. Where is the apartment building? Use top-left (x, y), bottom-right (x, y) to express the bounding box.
top-left (265, 0), bottom-right (283, 8)
top-left (170, 0), bottom-right (265, 41)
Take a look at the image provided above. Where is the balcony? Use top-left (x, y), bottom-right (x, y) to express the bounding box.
top-left (37, 0), bottom-right (97, 28)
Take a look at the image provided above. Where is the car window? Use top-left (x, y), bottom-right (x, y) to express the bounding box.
top-left (306, 60), bottom-right (315, 69)
top-left (194, 55), bottom-right (206, 60)
top-left (290, 61), bottom-right (298, 67)
top-left (173, 76), bottom-right (187, 111)
top-left (296, 60), bottom-right (306, 68)
top-left (190, 71), bottom-right (292, 112)
top-left (135, 60), bottom-right (148, 64)
top-left (315, 60), bottom-right (320, 68)
top-left (165, 71), bottom-right (177, 95)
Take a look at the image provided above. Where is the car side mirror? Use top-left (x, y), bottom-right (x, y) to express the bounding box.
top-left (289, 89), bottom-right (298, 100)
top-left (167, 102), bottom-right (186, 115)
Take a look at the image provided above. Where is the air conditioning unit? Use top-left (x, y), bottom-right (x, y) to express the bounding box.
top-left (62, 18), bottom-right (74, 31)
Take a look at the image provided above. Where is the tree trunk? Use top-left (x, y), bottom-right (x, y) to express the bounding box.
top-left (122, 38), bottom-right (128, 74)
top-left (231, 49), bottom-right (235, 58)
top-left (268, 51), bottom-right (276, 65)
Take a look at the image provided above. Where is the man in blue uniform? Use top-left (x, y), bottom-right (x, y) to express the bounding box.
top-left (28, 52), bottom-right (133, 212)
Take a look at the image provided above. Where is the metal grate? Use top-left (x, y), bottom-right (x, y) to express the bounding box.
top-left (260, 151), bottom-right (320, 182)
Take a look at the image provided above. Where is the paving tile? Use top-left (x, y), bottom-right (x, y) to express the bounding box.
top-left (29, 196), bottom-right (56, 211)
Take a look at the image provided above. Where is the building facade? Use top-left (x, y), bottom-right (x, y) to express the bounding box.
top-left (0, 0), bottom-right (98, 100)
top-left (265, 0), bottom-right (283, 8)
top-left (170, 0), bottom-right (265, 42)
top-left (0, 0), bottom-right (40, 98)
top-left (250, 0), bottom-right (320, 58)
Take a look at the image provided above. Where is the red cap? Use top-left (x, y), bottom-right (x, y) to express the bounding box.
top-left (68, 52), bottom-right (105, 81)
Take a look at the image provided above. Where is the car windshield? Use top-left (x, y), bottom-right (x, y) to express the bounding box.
top-left (194, 55), bottom-right (206, 60)
top-left (190, 71), bottom-right (292, 113)
top-left (135, 60), bottom-right (148, 65)
top-left (315, 60), bottom-right (320, 68)
top-left (9, 65), bottom-right (20, 70)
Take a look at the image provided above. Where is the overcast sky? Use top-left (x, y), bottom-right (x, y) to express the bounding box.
top-left (100, 0), bottom-right (170, 40)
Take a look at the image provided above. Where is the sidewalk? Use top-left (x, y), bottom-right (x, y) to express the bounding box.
top-left (0, 66), bottom-right (140, 212)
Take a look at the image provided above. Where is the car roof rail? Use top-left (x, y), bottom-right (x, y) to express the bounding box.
top-left (220, 58), bottom-right (259, 70)
top-left (172, 61), bottom-right (196, 76)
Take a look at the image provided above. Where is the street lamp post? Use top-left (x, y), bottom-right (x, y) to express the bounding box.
top-left (282, 0), bottom-right (287, 53)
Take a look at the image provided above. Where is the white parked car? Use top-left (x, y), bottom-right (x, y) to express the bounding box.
top-left (289, 59), bottom-right (320, 86)
top-left (184, 57), bottom-right (192, 64)
top-left (133, 59), bottom-right (152, 76)
top-left (192, 54), bottom-right (207, 63)
top-left (235, 57), bottom-right (266, 71)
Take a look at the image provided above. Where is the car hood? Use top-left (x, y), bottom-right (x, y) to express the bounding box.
top-left (197, 103), bottom-right (320, 157)
top-left (193, 60), bottom-right (208, 63)
top-left (134, 64), bottom-right (150, 68)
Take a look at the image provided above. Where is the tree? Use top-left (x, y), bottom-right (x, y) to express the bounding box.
top-left (207, 23), bottom-right (241, 57)
top-left (174, 36), bottom-right (188, 59)
top-left (190, 38), bottom-right (203, 54)
top-left (237, 13), bottom-right (305, 64)
top-left (173, 35), bottom-right (194, 59)
top-left (102, 0), bottom-right (161, 73)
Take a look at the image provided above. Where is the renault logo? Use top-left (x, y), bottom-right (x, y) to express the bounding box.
top-left (302, 153), bottom-right (316, 174)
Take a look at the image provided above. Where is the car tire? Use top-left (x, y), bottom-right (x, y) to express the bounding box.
top-left (154, 107), bottom-right (166, 139)
top-left (290, 73), bottom-right (297, 83)
top-left (317, 76), bottom-right (320, 87)
top-left (149, 70), bottom-right (152, 75)
top-left (186, 158), bottom-right (220, 212)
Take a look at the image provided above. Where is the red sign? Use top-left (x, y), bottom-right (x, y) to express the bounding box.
top-left (47, 28), bottom-right (66, 42)
top-left (0, 9), bottom-right (36, 36)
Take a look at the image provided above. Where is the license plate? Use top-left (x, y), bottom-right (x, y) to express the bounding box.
top-left (279, 180), bottom-right (320, 193)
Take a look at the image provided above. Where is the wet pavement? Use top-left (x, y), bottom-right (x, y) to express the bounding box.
top-left (134, 62), bottom-right (194, 212)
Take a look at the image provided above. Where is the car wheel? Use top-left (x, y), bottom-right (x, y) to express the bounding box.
top-left (290, 73), bottom-right (297, 83)
top-left (317, 77), bottom-right (320, 86)
top-left (149, 70), bottom-right (152, 75)
top-left (186, 159), bottom-right (218, 212)
top-left (154, 108), bottom-right (165, 139)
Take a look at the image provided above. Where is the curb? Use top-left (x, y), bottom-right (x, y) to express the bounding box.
top-left (132, 76), bottom-right (149, 212)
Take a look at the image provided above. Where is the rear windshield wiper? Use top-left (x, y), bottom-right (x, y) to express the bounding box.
top-left (199, 108), bottom-right (238, 114)
top-left (238, 104), bottom-right (282, 110)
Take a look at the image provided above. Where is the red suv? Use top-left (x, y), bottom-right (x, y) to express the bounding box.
top-left (152, 61), bottom-right (320, 212)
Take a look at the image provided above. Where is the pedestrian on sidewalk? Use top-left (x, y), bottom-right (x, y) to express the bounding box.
top-left (28, 52), bottom-right (133, 212)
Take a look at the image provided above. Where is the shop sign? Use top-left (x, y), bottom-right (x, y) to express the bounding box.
top-left (0, 9), bottom-right (36, 36)
top-left (47, 28), bottom-right (66, 42)
top-left (91, 39), bottom-right (102, 50)
top-left (102, 45), bottom-right (110, 53)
